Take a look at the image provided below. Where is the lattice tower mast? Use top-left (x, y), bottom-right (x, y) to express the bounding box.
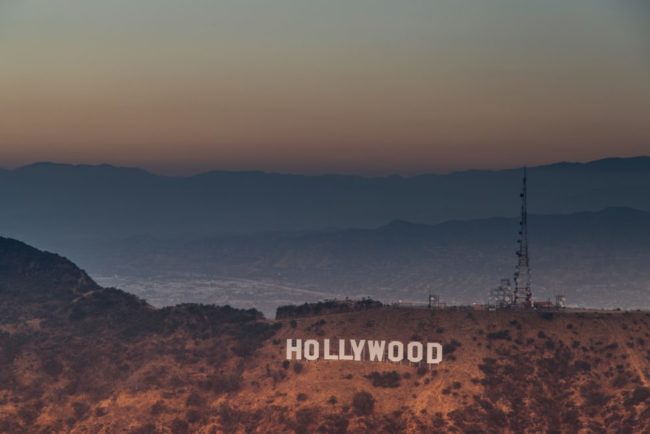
top-left (513, 167), bottom-right (532, 307)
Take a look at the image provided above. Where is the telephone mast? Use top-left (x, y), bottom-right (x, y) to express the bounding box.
top-left (513, 167), bottom-right (532, 308)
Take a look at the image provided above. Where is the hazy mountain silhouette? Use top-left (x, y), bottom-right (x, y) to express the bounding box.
top-left (2, 157), bottom-right (650, 250)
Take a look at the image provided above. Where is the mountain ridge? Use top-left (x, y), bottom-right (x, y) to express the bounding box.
top-left (4, 156), bottom-right (650, 248)
top-left (9, 155), bottom-right (650, 178)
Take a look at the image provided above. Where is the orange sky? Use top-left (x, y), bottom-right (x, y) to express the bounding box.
top-left (1, 0), bottom-right (649, 175)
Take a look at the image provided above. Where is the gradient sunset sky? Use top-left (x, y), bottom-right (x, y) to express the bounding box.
top-left (1, 0), bottom-right (649, 175)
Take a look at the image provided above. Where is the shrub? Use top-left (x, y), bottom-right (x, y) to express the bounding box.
top-left (217, 404), bottom-right (240, 432)
top-left (277, 299), bottom-right (383, 319)
top-left (382, 412), bottom-right (406, 432)
top-left (186, 392), bottom-right (205, 407)
top-left (129, 424), bottom-right (157, 434)
top-left (232, 322), bottom-right (281, 357)
top-left (487, 330), bottom-right (511, 341)
top-left (296, 407), bottom-right (318, 426)
top-left (293, 362), bottom-right (304, 374)
top-left (185, 409), bottom-right (204, 424)
top-left (150, 401), bottom-right (166, 415)
top-left (443, 339), bottom-right (462, 354)
top-left (366, 371), bottom-right (401, 388)
top-left (478, 358), bottom-right (497, 375)
top-left (484, 406), bottom-right (507, 426)
top-left (624, 386), bottom-right (650, 407)
top-left (580, 382), bottom-right (610, 408)
top-left (318, 414), bottom-right (349, 434)
top-left (95, 407), bottom-right (107, 417)
top-left (433, 413), bottom-right (446, 428)
top-left (170, 419), bottom-right (189, 434)
top-left (17, 407), bottom-right (38, 425)
top-left (42, 358), bottom-right (64, 378)
top-left (352, 391), bottom-right (375, 416)
top-left (72, 402), bottom-right (89, 420)
top-left (1, 333), bottom-right (30, 364)
top-left (205, 372), bottom-right (241, 394)
top-left (611, 373), bottom-right (629, 388)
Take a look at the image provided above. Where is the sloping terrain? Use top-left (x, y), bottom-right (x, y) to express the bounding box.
top-left (0, 237), bottom-right (648, 433)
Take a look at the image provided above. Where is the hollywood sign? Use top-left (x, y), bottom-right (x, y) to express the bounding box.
top-left (286, 339), bottom-right (443, 365)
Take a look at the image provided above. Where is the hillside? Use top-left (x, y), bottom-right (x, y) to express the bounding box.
top-left (0, 238), bottom-right (648, 433)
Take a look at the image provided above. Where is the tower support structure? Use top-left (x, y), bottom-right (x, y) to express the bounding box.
top-left (513, 167), bottom-right (532, 308)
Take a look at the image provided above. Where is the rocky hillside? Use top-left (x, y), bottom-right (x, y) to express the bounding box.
top-left (0, 237), bottom-right (648, 433)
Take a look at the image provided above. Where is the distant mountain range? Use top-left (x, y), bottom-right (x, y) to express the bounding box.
top-left (3, 157), bottom-right (650, 248)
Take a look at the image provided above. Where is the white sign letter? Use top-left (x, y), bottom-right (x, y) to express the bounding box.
top-left (368, 340), bottom-right (385, 362)
top-left (287, 339), bottom-right (302, 360)
top-left (324, 339), bottom-right (338, 360)
top-left (427, 343), bottom-right (443, 364)
top-left (304, 339), bottom-right (319, 361)
top-left (407, 342), bottom-right (423, 363)
top-left (388, 341), bottom-right (404, 362)
top-left (351, 339), bottom-right (366, 361)
top-left (338, 339), bottom-right (353, 360)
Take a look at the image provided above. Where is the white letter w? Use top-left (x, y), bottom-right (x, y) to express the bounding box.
top-left (367, 340), bottom-right (385, 362)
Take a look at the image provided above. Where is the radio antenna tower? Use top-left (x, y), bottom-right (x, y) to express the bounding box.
top-left (513, 167), bottom-right (532, 308)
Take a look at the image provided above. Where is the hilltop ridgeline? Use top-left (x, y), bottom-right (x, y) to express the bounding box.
top-left (276, 298), bottom-right (384, 319)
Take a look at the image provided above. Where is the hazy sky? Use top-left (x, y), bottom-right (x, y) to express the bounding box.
top-left (1, 0), bottom-right (649, 175)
